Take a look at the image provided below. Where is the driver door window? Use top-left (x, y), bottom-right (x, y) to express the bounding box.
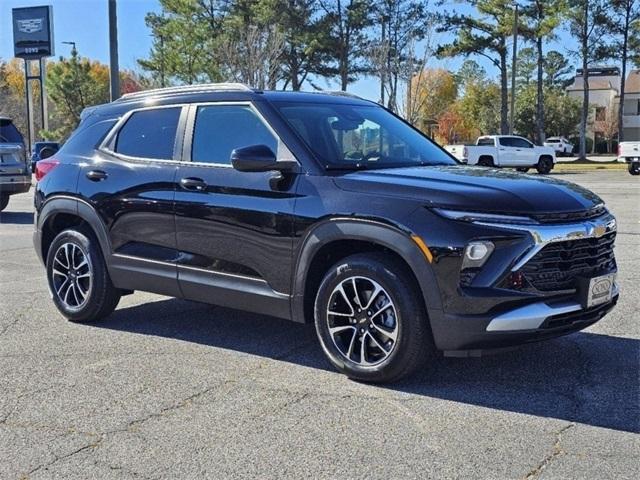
top-left (191, 105), bottom-right (278, 165)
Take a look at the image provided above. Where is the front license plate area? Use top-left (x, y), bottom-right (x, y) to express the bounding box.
top-left (580, 273), bottom-right (616, 308)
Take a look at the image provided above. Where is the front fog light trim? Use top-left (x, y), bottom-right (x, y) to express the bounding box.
top-left (462, 241), bottom-right (494, 270)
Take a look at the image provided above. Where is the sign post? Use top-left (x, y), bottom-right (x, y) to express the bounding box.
top-left (12, 5), bottom-right (54, 150)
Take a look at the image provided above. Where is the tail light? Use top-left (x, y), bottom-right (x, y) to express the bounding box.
top-left (617, 144), bottom-right (620, 157)
top-left (35, 158), bottom-right (60, 181)
top-left (462, 146), bottom-right (468, 158)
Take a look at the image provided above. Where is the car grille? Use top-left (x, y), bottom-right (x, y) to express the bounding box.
top-left (519, 231), bottom-right (616, 291)
top-left (532, 205), bottom-right (606, 224)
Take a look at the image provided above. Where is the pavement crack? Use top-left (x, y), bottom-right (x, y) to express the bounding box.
top-left (26, 434), bottom-right (102, 477)
top-left (0, 314), bottom-right (23, 337)
top-left (124, 383), bottom-right (226, 432)
top-left (523, 423), bottom-right (574, 480)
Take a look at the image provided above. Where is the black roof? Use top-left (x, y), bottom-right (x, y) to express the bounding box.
top-left (87, 83), bottom-right (374, 119)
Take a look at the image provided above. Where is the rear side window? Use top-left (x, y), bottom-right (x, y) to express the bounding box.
top-left (61, 119), bottom-right (116, 155)
top-left (115, 107), bottom-right (181, 160)
top-left (499, 137), bottom-right (514, 147)
top-left (191, 105), bottom-right (277, 165)
top-left (477, 138), bottom-right (494, 146)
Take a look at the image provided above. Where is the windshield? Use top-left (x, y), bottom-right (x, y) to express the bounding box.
top-left (273, 101), bottom-right (456, 169)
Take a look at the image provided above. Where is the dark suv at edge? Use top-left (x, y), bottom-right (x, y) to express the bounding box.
top-left (33, 84), bottom-right (618, 382)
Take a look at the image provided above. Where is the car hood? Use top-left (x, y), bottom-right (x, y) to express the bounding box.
top-left (333, 165), bottom-right (603, 214)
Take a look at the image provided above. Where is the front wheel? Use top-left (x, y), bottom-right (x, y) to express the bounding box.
top-left (629, 163), bottom-right (640, 175)
top-left (314, 253), bottom-right (432, 383)
top-left (46, 228), bottom-right (121, 322)
top-left (0, 194), bottom-right (8, 212)
top-left (536, 156), bottom-right (554, 174)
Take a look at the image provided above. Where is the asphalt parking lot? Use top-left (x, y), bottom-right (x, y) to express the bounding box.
top-left (1, 170), bottom-right (638, 479)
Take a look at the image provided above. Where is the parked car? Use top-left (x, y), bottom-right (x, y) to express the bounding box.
top-left (31, 141), bottom-right (60, 172)
top-left (444, 135), bottom-right (556, 174)
top-left (0, 117), bottom-right (31, 212)
top-left (617, 141), bottom-right (640, 175)
top-left (544, 136), bottom-right (574, 156)
top-left (33, 84), bottom-right (618, 383)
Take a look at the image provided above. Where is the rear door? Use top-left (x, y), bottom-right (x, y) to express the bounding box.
top-left (77, 105), bottom-right (185, 296)
top-left (173, 101), bottom-right (299, 318)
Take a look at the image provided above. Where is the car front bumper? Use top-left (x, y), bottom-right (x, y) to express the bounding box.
top-left (430, 288), bottom-right (618, 355)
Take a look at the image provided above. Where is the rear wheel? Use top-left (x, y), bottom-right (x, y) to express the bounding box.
top-left (477, 156), bottom-right (494, 167)
top-left (46, 228), bottom-right (121, 322)
top-left (0, 194), bottom-right (8, 212)
top-left (536, 156), bottom-right (554, 174)
top-left (314, 253), bottom-right (432, 383)
top-left (629, 163), bottom-right (640, 175)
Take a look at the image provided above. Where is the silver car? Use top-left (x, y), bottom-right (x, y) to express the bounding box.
top-left (0, 118), bottom-right (31, 212)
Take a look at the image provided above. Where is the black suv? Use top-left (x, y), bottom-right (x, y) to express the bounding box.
top-left (33, 84), bottom-right (618, 382)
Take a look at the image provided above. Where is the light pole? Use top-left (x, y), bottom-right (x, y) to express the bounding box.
top-left (509, 3), bottom-right (518, 135)
top-left (62, 41), bottom-right (77, 56)
top-left (108, 0), bottom-right (120, 100)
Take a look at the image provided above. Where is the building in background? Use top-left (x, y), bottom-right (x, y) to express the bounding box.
top-left (566, 66), bottom-right (640, 151)
top-left (622, 70), bottom-right (640, 142)
top-left (567, 66), bottom-right (620, 153)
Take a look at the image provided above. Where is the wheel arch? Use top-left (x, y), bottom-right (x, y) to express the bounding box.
top-left (37, 196), bottom-right (112, 266)
top-left (291, 218), bottom-right (443, 324)
top-left (478, 155), bottom-right (495, 166)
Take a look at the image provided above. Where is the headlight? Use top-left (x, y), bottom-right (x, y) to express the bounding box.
top-left (432, 208), bottom-right (539, 225)
top-left (462, 241), bottom-right (495, 269)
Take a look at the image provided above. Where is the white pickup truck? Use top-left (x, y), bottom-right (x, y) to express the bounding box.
top-left (445, 135), bottom-right (557, 174)
top-left (617, 141), bottom-right (640, 175)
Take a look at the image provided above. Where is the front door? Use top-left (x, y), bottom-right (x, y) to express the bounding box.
top-left (173, 102), bottom-right (299, 319)
top-left (512, 137), bottom-right (536, 165)
top-left (498, 137), bottom-right (519, 166)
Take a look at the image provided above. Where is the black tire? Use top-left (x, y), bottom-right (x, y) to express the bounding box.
top-left (536, 156), bottom-right (553, 174)
top-left (477, 156), bottom-right (494, 167)
top-left (516, 167), bottom-right (530, 173)
top-left (314, 253), bottom-right (432, 383)
top-left (629, 163), bottom-right (640, 175)
top-left (0, 194), bottom-right (8, 212)
top-left (46, 228), bottom-right (121, 322)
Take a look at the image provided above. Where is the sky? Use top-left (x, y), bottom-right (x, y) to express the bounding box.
top-left (0, 0), bottom-right (581, 101)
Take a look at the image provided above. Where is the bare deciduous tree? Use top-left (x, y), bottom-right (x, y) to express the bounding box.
top-left (219, 25), bottom-right (285, 89)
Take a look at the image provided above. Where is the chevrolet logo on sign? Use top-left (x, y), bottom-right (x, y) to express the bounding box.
top-left (17, 18), bottom-right (43, 34)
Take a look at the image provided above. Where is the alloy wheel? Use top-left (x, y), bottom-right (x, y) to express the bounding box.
top-left (326, 276), bottom-right (398, 366)
top-left (51, 242), bottom-right (93, 310)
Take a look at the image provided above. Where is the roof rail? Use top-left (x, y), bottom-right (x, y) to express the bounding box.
top-left (117, 82), bottom-right (254, 102)
top-left (325, 90), bottom-right (363, 100)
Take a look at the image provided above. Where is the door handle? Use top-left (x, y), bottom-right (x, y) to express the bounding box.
top-left (86, 170), bottom-right (108, 181)
top-left (180, 177), bottom-right (207, 191)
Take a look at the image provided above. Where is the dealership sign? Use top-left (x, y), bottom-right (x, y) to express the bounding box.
top-left (12, 5), bottom-right (54, 59)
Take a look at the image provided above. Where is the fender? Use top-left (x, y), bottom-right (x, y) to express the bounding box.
top-left (36, 195), bottom-right (113, 266)
top-left (291, 217), bottom-right (443, 323)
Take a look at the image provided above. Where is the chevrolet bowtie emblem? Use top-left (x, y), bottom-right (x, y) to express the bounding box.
top-left (594, 225), bottom-right (606, 238)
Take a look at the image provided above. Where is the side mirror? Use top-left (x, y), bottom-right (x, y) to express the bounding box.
top-left (231, 144), bottom-right (287, 172)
